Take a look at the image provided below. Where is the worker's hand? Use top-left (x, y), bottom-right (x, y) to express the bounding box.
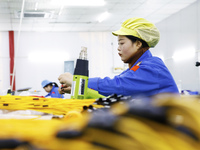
top-left (58, 72), bottom-right (73, 86)
top-left (58, 85), bottom-right (71, 94)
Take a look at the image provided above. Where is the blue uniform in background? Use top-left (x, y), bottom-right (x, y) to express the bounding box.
top-left (45, 85), bottom-right (64, 98)
top-left (88, 50), bottom-right (179, 97)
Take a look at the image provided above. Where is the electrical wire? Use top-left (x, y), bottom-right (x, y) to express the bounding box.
top-left (0, 95), bottom-right (103, 116)
top-left (0, 94), bottom-right (200, 149)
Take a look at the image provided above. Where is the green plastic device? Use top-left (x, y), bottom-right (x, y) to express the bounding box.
top-left (71, 47), bottom-right (105, 99)
top-left (71, 74), bottom-right (89, 99)
top-left (86, 88), bottom-right (105, 99)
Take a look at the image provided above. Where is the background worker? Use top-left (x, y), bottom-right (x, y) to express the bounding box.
top-left (41, 80), bottom-right (64, 98)
top-left (58, 17), bottom-right (179, 97)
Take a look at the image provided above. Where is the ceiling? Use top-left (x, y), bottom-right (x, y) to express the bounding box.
top-left (0, 0), bottom-right (197, 32)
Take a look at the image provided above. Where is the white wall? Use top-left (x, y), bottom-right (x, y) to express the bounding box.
top-left (152, 0), bottom-right (200, 92)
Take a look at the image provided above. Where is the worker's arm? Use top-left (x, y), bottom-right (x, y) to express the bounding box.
top-left (88, 65), bottom-right (160, 96)
top-left (88, 63), bottom-right (178, 97)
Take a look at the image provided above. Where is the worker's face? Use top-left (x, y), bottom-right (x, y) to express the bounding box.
top-left (44, 85), bottom-right (52, 93)
top-left (117, 35), bottom-right (141, 63)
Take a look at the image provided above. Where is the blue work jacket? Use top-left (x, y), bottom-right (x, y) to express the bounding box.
top-left (45, 85), bottom-right (64, 98)
top-left (88, 50), bottom-right (179, 97)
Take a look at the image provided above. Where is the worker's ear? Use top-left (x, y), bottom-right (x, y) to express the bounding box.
top-left (135, 40), bottom-right (142, 49)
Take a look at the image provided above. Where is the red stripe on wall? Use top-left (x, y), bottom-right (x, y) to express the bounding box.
top-left (9, 31), bottom-right (15, 91)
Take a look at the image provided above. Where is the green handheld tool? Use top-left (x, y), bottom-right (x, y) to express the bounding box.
top-left (71, 47), bottom-right (105, 99)
top-left (71, 47), bottom-right (88, 99)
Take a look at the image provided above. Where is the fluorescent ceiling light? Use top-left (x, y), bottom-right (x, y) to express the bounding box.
top-left (51, 0), bottom-right (105, 6)
top-left (98, 11), bottom-right (110, 22)
top-left (172, 48), bottom-right (195, 62)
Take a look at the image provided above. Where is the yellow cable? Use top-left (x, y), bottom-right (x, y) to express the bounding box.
top-left (0, 95), bottom-right (200, 149)
top-left (0, 95), bottom-right (103, 116)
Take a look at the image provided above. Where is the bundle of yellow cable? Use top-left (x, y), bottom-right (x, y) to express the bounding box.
top-left (55, 94), bottom-right (200, 150)
top-left (0, 94), bottom-right (200, 149)
top-left (153, 94), bottom-right (200, 141)
top-left (108, 94), bottom-right (200, 150)
top-left (0, 117), bottom-right (98, 150)
top-left (0, 95), bottom-right (103, 116)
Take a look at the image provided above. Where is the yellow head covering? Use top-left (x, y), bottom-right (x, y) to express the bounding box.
top-left (112, 17), bottom-right (160, 48)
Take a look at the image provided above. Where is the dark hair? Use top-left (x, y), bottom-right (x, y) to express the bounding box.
top-left (126, 35), bottom-right (149, 48)
top-left (44, 82), bottom-right (59, 88)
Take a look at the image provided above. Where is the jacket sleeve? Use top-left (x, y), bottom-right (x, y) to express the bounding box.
top-left (88, 64), bottom-right (160, 96)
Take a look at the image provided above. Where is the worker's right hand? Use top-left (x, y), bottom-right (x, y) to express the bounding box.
top-left (58, 85), bottom-right (71, 94)
top-left (58, 72), bottom-right (73, 86)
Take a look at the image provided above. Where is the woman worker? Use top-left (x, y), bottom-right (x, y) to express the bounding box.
top-left (58, 17), bottom-right (179, 97)
top-left (41, 80), bottom-right (64, 98)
